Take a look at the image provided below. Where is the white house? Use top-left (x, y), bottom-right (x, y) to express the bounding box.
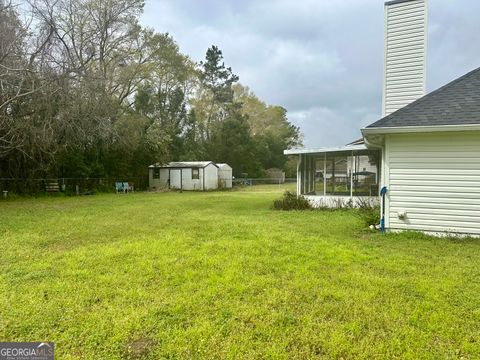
top-left (362, 69), bottom-right (480, 235)
top-left (149, 161), bottom-right (233, 191)
top-left (286, 0), bottom-right (480, 235)
top-left (217, 163), bottom-right (233, 188)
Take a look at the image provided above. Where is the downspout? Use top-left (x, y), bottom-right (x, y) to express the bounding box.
top-left (380, 186), bottom-right (388, 233)
top-left (363, 134), bottom-right (386, 230)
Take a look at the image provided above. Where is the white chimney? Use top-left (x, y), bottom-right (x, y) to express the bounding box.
top-left (382, 0), bottom-right (428, 116)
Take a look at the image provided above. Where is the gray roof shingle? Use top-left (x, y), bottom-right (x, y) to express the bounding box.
top-left (367, 66), bottom-right (480, 128)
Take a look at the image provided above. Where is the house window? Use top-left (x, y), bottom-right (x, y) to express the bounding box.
top-left (192, 168), bottom-right (199, 180)
top-left (153, 168), bottom-right (160, 179)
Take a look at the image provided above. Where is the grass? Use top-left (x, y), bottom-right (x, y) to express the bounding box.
top-left (0, 187), bottom-right (479, 359)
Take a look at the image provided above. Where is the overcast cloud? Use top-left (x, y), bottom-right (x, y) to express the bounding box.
top-left (141, 0), bottom-right (480, 148)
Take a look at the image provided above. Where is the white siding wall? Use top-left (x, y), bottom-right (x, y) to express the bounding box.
top-left (383, 0), bottom-right (427, 116)
top-left (218, 168), bottom-right (232, 188)
top-left (203, 164), bottom-right (219, 190)
top-left (181, 168), bottom-right (203, 190)
top-left (149, 165), bottom-right (219, 190)
top-left (149, 168), bottom-right (169, 189)
top-left (385, 131), bottom-right (480, 235)
top-left (168, 168), bottom-right (205, 190)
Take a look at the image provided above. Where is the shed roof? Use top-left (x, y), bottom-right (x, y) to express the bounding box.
top-left (366, 66), bottom-right (480, 129)
top-left (216, 163), bottom-right (232, 170)
top-left (149, 161), bottom-right (217, 169)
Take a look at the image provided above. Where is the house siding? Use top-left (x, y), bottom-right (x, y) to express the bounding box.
top-left (383, 0), bottom-right (427, 116)
top-left (385, 131), bottom-right (480, 234)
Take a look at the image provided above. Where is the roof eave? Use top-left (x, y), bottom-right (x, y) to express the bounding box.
top-left (284, 144), bottom-right (368, 155)
top-left (362, 124), bottom-right (480, 135)
top-left (385, 0), bottom-right (419, 6)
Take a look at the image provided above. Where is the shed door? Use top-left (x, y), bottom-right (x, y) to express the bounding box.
top-left (387, 131), bottom-right (480, 234)
top-left (170, 169), bottom-right (181, 189)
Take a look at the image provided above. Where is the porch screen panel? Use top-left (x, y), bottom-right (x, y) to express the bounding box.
top-left (352, 153), bottom-right (380, 196)
top-left (315, 157), bottom-right (325, 195)
top-left (308, 156), bottom-right (315, 194)
top-left (325, 154), bottom-right (350, 196)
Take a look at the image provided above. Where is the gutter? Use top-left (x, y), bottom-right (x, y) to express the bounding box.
top-left (363, 135), bottom-right (383, 149)
top-left (284, 144), bottom-right (368, 156)
top-left (361, 123), bottom-right (480, 136)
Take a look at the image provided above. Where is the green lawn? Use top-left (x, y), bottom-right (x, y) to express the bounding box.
top-left (0, 188), bottom-right (479, 359)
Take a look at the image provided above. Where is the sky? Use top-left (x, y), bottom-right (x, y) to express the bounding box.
top-left (141, 0), bottom-right (480, 148)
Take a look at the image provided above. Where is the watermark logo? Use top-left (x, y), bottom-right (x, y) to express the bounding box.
top-left (0, 342), bottom-right (54, 360)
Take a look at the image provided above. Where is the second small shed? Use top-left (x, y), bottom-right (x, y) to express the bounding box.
top-left (217, 163), bottom-right (233, 188)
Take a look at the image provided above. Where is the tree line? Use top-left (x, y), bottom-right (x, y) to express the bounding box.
top-left (0, 0), bottom-right (302, 186)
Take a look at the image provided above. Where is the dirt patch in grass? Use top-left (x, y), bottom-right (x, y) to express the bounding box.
top-left (125, 337), bottom-right (155, 358)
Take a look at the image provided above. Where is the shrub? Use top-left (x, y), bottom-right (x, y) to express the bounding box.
top-left (355, 202), bottom-right (380, 227)
top-left (273, 191), bottom-right (312, 210)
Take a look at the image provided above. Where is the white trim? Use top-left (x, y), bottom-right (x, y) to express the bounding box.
top-left (362, 124), bottom-right (480, 135)
top-left (382, 1), bottom-right (388, 117)
top-left (284, 144), bottom-right (367, 155)
top-left (423, 0), bottom-right (428, 96)
top-left (387, 228), bottom-right (480, 238)
top-left (384, 134), bottom-right (391, 229)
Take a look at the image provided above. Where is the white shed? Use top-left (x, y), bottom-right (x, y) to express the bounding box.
top-left (217, 163), bottom-right (233, 188)
top-left (149, 161), bottom-right (219, 191)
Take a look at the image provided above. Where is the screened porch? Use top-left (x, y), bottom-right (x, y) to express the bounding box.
top-left (285, 144), bottom-right (381, 207)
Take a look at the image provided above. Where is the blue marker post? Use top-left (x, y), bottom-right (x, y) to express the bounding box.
top-left (380, 186), bottom-right (388, 233)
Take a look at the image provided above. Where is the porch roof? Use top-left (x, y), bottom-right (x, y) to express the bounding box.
top-left (284, 144), bottom-right (368, 156)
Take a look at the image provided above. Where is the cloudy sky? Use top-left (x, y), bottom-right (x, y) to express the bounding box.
top-left (141, 0), bottom-right (480, 148)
